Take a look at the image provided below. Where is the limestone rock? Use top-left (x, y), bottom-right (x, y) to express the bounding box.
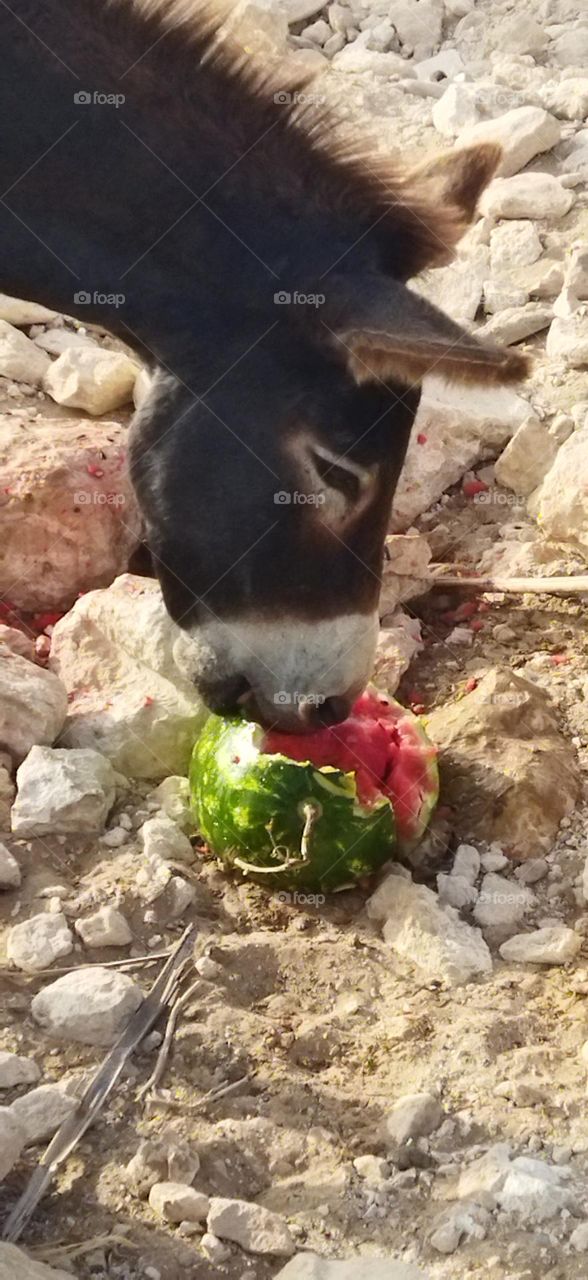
top-left (31, 967), bottom-right (143, 1045)
top-left (541, 78), bottom-right (588, 121)
top-left (497, 1156), bottom-right (577, 1221)
top-left (382, 1092), bottom-right (443, 1145)
top-left (43, 347), bottom-right (139, 415)
top-left (367, 872), bottom-right (492, 986)
top-left (0, 841), bottom-right (21, 889)
top-left (274, 1255), bottom-right (428, 1279)
top-left (0, 765), bottom-right (14, 831)
top-left (140, 814), bottom-right (193, 863)
top-left (494, 13), bottom-right (547, 55)
top-left (425, 669), bottom-right (581, 858)
top-left (474, 873), bottom-right (533, 929)
top-left (0, 626), bottom-right (35, 661)
top-left (0, 1052), bottom-right (40, 1089)
top-left (546, 315), bottom-right (588, 367)
top-left (0, 1245), bottom-right (74, 1279)
top-left (10, 1083), bottom-right (77, 1144)
top-left (495, 417), bottom-right (560, 498)
top-left (0, 651), bottom-right (67, 766)
top-left (207, 1196), bottom-right (295, 1256)
top-left (34, 328), bottom-right (97, 357)
top-left (11, 746), bottom-right (116, 835)
top-left (0, 413), bottom-right (141, 611)
top-left (552, 29), bottom-right (588, 69)
top-left (490, 221), bottom-right (542, 273)
top-left (481, 173), bottom-right (573, 221)
top-left (149, 1181), bottom-right (209, 1223)
top-left (478, 303), bottom-right (553, 347)
top-left (0, 320), bottom-right (51, 385)
top-left (388, 0), bottom-right (442, 58)
top-left (429, 1202), bottom-right (490, 1254)
top-left (457, 107), bottom-right (561, 177)
top-left (499, 927), bottom-right (581, 965)
top-left (7, 912), bottom-right (74, 973)
top-left (0, 295), bottom-right (56, 326)
top-left (74, 906), bottom-right (132, 948)
top-left (332, 44), bottom-right (407, 74)
top-left (125, 1134), bottom-right (200, 1197)
top-left (392, 377), bottom-right (530, 526)
top-left (49, 575), bottom-right (207, 779)
top-left (373, 612), bottom-right (423, 689)
top-left (529, 425), bottom-right (588, 554)
top-left (0, 1108), bottom-right (26, 1182)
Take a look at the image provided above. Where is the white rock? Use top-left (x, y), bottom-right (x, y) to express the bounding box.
top-left (34, 328), bottom-right (98, 356)
top-left (457, 107), bottom-right (561, 177)
top-left (457, 1143), bottom-right (512, 1200)
top-left (415, 49), bottom-right (464, 80)
top-left (149, 1182), bottom-right (209, 1223)
top-left (374, 612), bottom-right (422, 688)
top-left (0, 1108), bottom-right (26, 1182)
top-left (541, 78), bottom-right (588, 121)
top-left (478, 303), bottom-right (553, 347)
top-left (481, 173), bottom-right (573, 221)
top-left (274, 1256), bottom-right (428, 1279)
top-left (0, 626), bottom-right (35, 661)
top-left (221, 0), bottom-right (288, 55)
top-left (0, 413), bottom-right (141, 612)
top-left (332, 44), bottom-right (407, 74)
top-left (499, 926), bottom-right (581, 965)
top-left (570, 1223), bottom-right (588, 1252)
top-left (10, 1083), bottom-right (77, 1144)
top-left (11, 746), bottom-right (116, 836)
top-left (353, 1154), bottom-right (390, 1185)
top-left (125, 1134), bottom-right (200, 1196)
top-left (552, 29), bottom-right (588, 69)
top-left (99, 825), bottom-right (129, 847)
top-left (0, 765), bottom-right (14, 830)
top-left (136, 851), bottom-right (172, 903)
top-left (452, 844), bottom-right (480, 884)
top-left (141, 814), bottom-right (193, 863)
top-left (0, 651), bottom-right (67, 766)
top-left (7, 912), bottom-right (73, 973)
top-left (546, 315), bottom-right (588, 367)
top-left (432, 82), bottom-right (521, 139)
top-left (392, 377), bottom-right (530, 527)
top-left (163, 875), bottom-right (196, 920)
top-left (200, 1233), bottom-right (231, 1263)
top-left (49, 575), bottom-right (207, 779)
top-left (495, 418), bottom-right (560, 498)
top-left (0, 1244), bottom-right (74, 1279)
top-left (529, 424), bottom-right (588, 552)
top-left (490, 221), bottom-right (542, 273)
top-left (497, 1155), bottom-right (576, 1222)
top-left (437, 872), bottom-right (477, 910)
top-left (43, 347), bottom-right (139, 414)
top-left (147, 776), bottom-right (192, 831)
top-left (429, 1201), bottom-right (490, 1254)
top-left (388, 0), bottom-right (442, 58)
top-left (0, 1052), bottom-right (40, 1089)
top-left (207, 1197), bottom-right (295, 1256)
top-left (382, 1092), bottom-right (443, 1145)
top-left (495, 13), bottom-right (547, 55)
top-left (0, 295), bottom-right (56, 326)
top-left (132, 364), bottom-right (152, 410)
top-left (474, 873), bottom-right (533, 929)
top-left (0, 320), bottom-right (51, 385)
top-left (413, 246), bottom-right (488, 324)
top-left (74, 906), bottom-right (133, 948)
top-left (31, 967), bottom-right (143, 1045)
top-left (367, 874), bottom-right (492, 986)
top-left (0, 841), bottom-right (21, 889)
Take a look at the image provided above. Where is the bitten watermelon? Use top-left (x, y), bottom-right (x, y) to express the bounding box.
top-left (189, 690), bottom-right (438, 891)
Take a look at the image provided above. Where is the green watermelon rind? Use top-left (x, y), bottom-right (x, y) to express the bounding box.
top-left (190, 714), bottom-right (396, 891)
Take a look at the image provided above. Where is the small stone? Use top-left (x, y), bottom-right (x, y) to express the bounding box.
top-left (474, 874), bottom-right (533, 929)
top-left (125, 1135), bottom-right (200, 1197)
top-left (437, 872), bottom-right (477, 910)
top-left (499, 926), bottom-right (581, 965)
top-left (481, 849), bottom-right (508, 873)
top-left (201, 1233), bottom-right (231, 1263)
top-left (140, 814), bottom-right (194, 863)
top-left (353, 1154), bottom-right (390, 1185)
top-left (458, 1143), bottom-right (512, 1200)
top-left (10, 1083), bottom-right (77, 1144)
top-left (495, 417), bottom-right (559, 498)
top-left (0, 319), bottom-right (51, 385)
top-left (11, 745), bottom-right (116, 836)
top-left (43, 347), bottom-right (139, 415)
top-left (478, 303), bottom-right (553, 347)
top-left (31, 967), bottom-right (143, 1045)
top-left (99, 825), bottom-right (129, 848)
top-left (570, 1222), bottom-right (588, 1252)
top-left (147, 776), bottom-right (192, 831)
top-left (514, 859), bottom-right (549, 885)
top-left (452, 844), bottom-right (480, 884)
top-left (74, 906), bottom-right (133, 949)
top-left (457, 107), bottom-right (561, 178)
top-left (497, 1155), bottom-right (576, 1222)
top-left (0, 842), bottom-right (21, 889)
top-left (0, 651), bottom-right (67, 767)
top-left (0, 1108), bottom-right (26, 1182)
top-left (195, 955), bottom-right (224, 981)
top-left (367, 874), bottom-right (492, 986)
top-left (207, 1197), bottom-right (295, 1257)
top-left (495, 13), bottom-right (547, 55)
top-left (0, 294), bottom-right (57, 326)
top-left (149, 1182), bottom-right (209, 1224)
top-left (490, 221), bottom-right (543, 273)
top-left (0, 1052), bottom-right (40, 1089)
top-left (0, 1243), bottom-right (78, 1278)
top-left (7, 912), bottom-right (73, 973)
top-left (429, 1201), bottom-right (490, 1254)
top-left (274, 1255), bottom-right (428, 1278)
top-left (546, 315), bottom-right (588, 368)
top-left (160, 875), bottom-right (196, 920)
top-left (382, 1092), bottom-right (443, 1145)
top-left (332, 44), bottom-right (407, 75)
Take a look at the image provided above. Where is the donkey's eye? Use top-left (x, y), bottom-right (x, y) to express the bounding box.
top-left (312, 451), bottom-right (360, 502)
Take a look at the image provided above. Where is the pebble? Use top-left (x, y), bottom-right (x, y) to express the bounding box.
top-left (10, 1082), bottom-right (77, 1144)
top-left (201, 1233), bottom-right (232, 1263)
top-left (125, 1135), bottom-right (200, 1197)
top-left (481, 172), bottom-right (573, 221)
top-left (457, 106), bottom-right (561, 178)
top-left (490, 220), bottom-right (543, 273)
top-left (514, 859), bottom-right (549, 885)
top-left (43, 347), bottom-right (138, 415)
top-left (0, 1051), bottom-right (40, 1089)
top-left (437, 872), bottom-right (478, 910)
top-left (429, 1201), bottom-right (490, 1254)
top-left (11, 745), bottom-right (116, 836)
top-left (148, 1182), bottom-right (209, 1224)
top-left (382, 1092), bottom-right (443, 1145)
top-left (367, 874), bottom-right (492, 987)
top-left (0, 842), bottom-right (21, 889)
top-left (140, 813), bottom-right (194, 863)
top-left (0, 1108), bottom-right (26, 1181)
top-left (7, 912), bottom-right (73, 973)
top-left (207, 1197), bottom-right (295, 1257)
top-left (570, 1222), bottom-right (588, 1252)
top-left (499, 926), bottom-right (581, 965)
top-left (473, 873), bottom-right (534, 929)
top-left (31, 967), bottom-right (143, 1045)
top-left (74, 905), bottom-right (133, 948)
top-left (353, 1154), bottom-right (390, 1185)
top-left (99, 825), bottom-right (130, 848)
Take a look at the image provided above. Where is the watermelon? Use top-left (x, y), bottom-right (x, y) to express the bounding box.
top-left (189, 690), bottom-right (439, 891)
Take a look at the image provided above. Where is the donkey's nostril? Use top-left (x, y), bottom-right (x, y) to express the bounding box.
top-left (204, 675), bottom-right (252, 718)
top-left (314, 694), bottom-right (353, 728)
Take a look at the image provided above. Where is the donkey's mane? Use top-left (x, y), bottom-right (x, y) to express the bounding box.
top-left (95, 0), bottom-right (464, 274)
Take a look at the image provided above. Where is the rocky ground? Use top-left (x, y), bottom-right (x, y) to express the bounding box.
top-left (2, 0), bottom-right (588, 1277)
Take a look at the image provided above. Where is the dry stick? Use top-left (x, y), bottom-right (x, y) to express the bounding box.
top-left (136, 976), bottom-right (204, 1102)
top-left (0, 950), bottom-right (172, 980)
top-left (430, 569), bottom-right (588, 596)
top-left (146, 1072), bottom-right (254, 1114)
top-left (2, 924), bottom-right (197, 1244)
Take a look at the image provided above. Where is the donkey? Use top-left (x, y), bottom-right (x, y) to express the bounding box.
top-left (1, 0), bottom-right (527, 729)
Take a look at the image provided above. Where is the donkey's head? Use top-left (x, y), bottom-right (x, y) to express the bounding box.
top-left (130, 143), bottom-right (526, 731)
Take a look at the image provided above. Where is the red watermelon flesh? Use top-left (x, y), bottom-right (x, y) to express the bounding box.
top-left (264, 691), bottom-right (438, 846)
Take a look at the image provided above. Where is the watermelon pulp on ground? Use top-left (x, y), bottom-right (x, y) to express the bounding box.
top-left (189, 690), bottom-right (439, 891)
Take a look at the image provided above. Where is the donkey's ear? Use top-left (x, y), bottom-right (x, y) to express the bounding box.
top-left (398, 142), bottom-right (502, 270)
top-left (326, 276), bottom-right (528, 388)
